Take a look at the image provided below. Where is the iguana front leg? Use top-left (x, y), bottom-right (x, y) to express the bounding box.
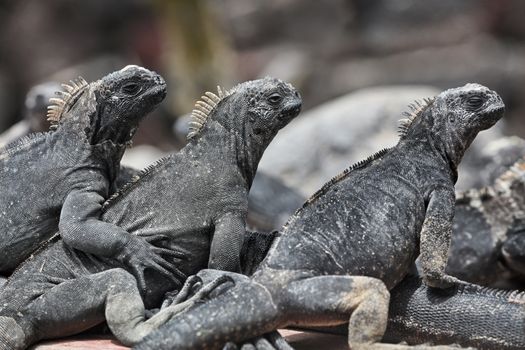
top-left (419, 188), bottom-right (461, 289)
top-left (209, 212), bottom-right (246, 272)
top-left (59, 190), bottom-right (184, 290)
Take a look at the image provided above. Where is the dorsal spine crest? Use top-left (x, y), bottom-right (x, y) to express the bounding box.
top-left (187, 85), bottom-right (234, 140)
top-left (46, 77), bottom-right (89, 130)
top-left (102, 156), bottom-right (173, 211)
top-left (283, 147), bottom-right (391, 231)
top-left (397, 97), bottom-right (435, 139)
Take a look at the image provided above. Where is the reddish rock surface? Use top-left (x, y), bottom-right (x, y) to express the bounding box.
top-left (31, 330), bottom-right (348, 349)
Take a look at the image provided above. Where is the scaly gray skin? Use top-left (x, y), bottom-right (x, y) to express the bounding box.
top-left (238, 158), bottom-right (525, 286)
top-left (292, 273), bottom-right (525, 350)
top-left (117, 167), bottom-right (306, 232)
top-left (136, 83), bottom-right (504, 350)
top-left (0, 77), bottom-right (301, 350)
top-left (383, 274), bottom-right (525, 350)
top-left (446, 159), bottom-right (525, 286)
top-left (0, 65), bottom-right (165, 274)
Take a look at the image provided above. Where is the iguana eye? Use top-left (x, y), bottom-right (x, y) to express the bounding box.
top-left (121, 83), bottom-right (141, 95)
top-left (268, 93), bottom-right (282, 105)
top-left (466, 95), bottom-right (484, 109)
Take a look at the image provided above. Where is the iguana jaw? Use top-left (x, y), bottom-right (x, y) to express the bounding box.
top-left (276, 100), bottom-right (301, 127)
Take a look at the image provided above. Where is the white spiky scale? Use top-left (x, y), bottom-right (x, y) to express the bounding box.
top-left (196, 101), bottom-right (212, 112)
top-left (55, 91), bottom-right (71, 99)
top-left (217, 86), bottom-right (225, 98)
top-left (397, 97), bottom-right (435, 138)
top-left (192, 109), bottom-right (208, 119)
top-left (46, 76), bottom-right (89, 130)
top-left (189, 121), bottom-right (203, 128)
top-left (201, 95), bottom-right (217, 107)
top-left (48, 98), bottom-right (65, 106)
top-left (61, 84), bottom-right (74, 93)
top-left (187, 85), bottom-right (234, 140)
top-left (205, 91), bottom-right (221, 103)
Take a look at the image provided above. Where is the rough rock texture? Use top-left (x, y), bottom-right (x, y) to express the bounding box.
top-left (459, 136), bottom-right (525, 189)
top-left (446, 155), bottom-right (525, 286)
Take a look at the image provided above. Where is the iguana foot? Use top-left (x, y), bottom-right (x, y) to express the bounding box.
top-left (161, 275), bottom-right (202, 309)
top-left (158, 275), bottom-right (234, 316)
top-left (162, 270), bottom-right (246, 309)
top-left (115, 275), bottom-right (234, 346)
top-left (223, 331), bottom-right (293, 350)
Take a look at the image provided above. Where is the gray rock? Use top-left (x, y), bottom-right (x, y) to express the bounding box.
top-left (248, 172), bottom-right (305, 231)
top-left (481, 136), bottom-right (525, 182)
top-left (0, 81), bottom-right (61, 148)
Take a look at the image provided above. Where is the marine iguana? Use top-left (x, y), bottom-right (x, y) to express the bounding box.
top-left (446, 158), bottom-right (525, 286)
top-left (136, 83), bottom-right (505, 350)
top-left (0, 65), bottom-right (166, 274)
top-left (0, 77), bottom-right (302, 350)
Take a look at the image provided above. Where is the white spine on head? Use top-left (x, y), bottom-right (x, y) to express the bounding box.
top-left (120, 65), bottom-right (150, 73)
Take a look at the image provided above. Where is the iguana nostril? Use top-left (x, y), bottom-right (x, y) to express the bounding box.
top-left (153, 75), bottom-right (165, 85)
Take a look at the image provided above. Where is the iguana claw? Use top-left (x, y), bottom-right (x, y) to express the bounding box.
top-left (117, 237), bottom-right (186, 293)
top-left (162, 274), bottom-right (234, 309)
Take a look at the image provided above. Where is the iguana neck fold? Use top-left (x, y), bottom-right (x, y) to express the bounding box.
top-left (187, 119), bottom-right (263, 188)
top-left (403, 110), bottom-right (465, 182)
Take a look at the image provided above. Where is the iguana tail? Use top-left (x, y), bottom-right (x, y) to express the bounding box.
top-left (384, 275), bottom-right (525, 349)
top-left (0, 316), bottom-right (27, 350)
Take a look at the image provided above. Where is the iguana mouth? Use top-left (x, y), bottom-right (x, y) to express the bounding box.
top-left (479, 104), bottom-right (504, 129)
top-left (279, 101), bottom-right (302, 121)
top-left (144, 84), bottom-right (167, 105)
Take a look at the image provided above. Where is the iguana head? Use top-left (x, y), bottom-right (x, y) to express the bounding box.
top-left (399, 83), bottom-right (505, 169)
top-left (48, 65), bottom-right (166, 146)
top-left (189, 76), bottom-right (301, 142)
top-left (232, 77), bottom-right (302, 142)
top-left (187, 76), bottom-right (301, 184)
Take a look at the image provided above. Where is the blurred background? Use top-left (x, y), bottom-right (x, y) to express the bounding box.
top-left (1, 0), bottom-right (525, 228)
